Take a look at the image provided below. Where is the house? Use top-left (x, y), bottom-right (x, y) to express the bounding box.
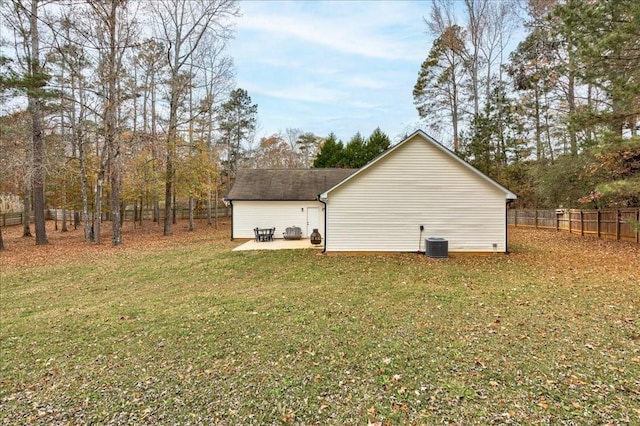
top-left (227, 130), bottom-right (517, 253)
top-left (226, 168), bottom-right (356, 240)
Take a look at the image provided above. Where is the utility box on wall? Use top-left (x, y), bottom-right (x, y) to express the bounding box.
top-left (426, 237), bottom-right (448, 258)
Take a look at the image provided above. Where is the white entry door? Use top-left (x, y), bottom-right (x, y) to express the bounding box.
top-left (306, 207), bottom-right (319, 237)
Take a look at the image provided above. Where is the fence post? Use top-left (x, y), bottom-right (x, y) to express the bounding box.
top-left (568, 210), bottom-right (572, 234)
top-left (597, 210), bottom-right (601, 239)
top-left (580, 210), bottom-right (584, 236)
top-left (514, 209), bottom-right (517, 227)
top-left (616, 209), bottom-right (621, 241)
top-left (534, 209), bottom-right (538, 229)
top-left (555, 211), bottom-right (559, 232)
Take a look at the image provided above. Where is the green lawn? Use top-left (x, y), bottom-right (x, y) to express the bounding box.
top-left (1, 228), bottom-right (639, 424)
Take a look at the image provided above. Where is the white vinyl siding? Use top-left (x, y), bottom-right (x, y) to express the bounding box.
top-left (232, 201), bottom-right (325, 239)
top-left (324, 135), bottom-right (508, 252)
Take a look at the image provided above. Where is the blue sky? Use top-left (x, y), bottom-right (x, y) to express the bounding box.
top-left (230, 0), bottom-right (434, 144)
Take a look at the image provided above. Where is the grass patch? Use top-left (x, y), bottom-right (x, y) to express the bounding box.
top-left (1, 226), bottom-right (639, 424)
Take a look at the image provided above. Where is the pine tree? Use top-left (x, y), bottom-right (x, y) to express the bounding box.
top-left (414, 25), bottom-right (468, 152)
top-left (313, 133), bottom-right (344, 168)
top-left (365, 127), bottom-right (391, 161)
top-left (217, 88), bottom-right (258, 179)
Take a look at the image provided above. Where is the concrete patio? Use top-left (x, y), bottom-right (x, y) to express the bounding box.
top-left (232, 238), bottom-right (323, 251)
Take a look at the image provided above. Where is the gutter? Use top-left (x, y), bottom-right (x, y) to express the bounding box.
top-left (505, 199), bottom-right (514, 254)
top-left (229, 200), bottom-right (234, 241)
top-left (318, 196), bottom-right (327, 253)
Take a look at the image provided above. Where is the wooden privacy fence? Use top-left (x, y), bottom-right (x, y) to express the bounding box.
top-left (508, 208), bottom-right (640, 243)
top-left (1, 208), bottom-right (230, 227)
top-left (0, 212), bottom-right (26, 227)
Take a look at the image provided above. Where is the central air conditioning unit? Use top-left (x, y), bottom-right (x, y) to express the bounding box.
top-left (426, 237), bottom-right (448, 259)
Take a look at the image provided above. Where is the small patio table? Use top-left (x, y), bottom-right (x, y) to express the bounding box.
top-left (254, 227), bottom-right (275, 242)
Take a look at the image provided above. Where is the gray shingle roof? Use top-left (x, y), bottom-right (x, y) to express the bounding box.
top-left (227, 169), bottom-right (356, 201)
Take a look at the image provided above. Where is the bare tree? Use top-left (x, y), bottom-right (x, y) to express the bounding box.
top-left (284, 128), bottom-right (303, 152)
top-left (87, 0), bottom-right (138, 246)
top-left (148, 0), bottom-right (238, 236)
top-left (57, 22), bottom-right (94, 241)
top-left (133, 39), bottom-right (167, 222)
top-left (200, 39), bottom-right (233, 227)
top-left (297, 132), bottom-right (321, 167)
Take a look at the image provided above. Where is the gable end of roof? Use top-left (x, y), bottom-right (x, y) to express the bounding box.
top-left (319, 130), bottom-right (517, 200)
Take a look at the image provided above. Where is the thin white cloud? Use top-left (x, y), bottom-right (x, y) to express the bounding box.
top-left (341, 75), bottom-right (389, 90)
top-left (244, 82), bottom-right (342, 104)
top-left (230, 1), bottom-right (433, 141)
top-left (237, 1), bottom-right (426, 62)
top-left (351, 100), bottom-right (383, 108)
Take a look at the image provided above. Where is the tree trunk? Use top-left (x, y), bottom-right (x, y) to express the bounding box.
top-left (567, 61), bottom-right (578, 155)
top-left (29, 0), bottom-right (47, 245)
top-left (60, 51), bottom-right (68, 234)
top-left (172, 188), bottom-right (177, 225)
top-left (106, 0), bottom-right (122, 246)
top-left (451, 78), bottom-right (460, 153)
top-left (79, 138), bottom-right (91, 242)
top-left (214, 178), bottom-right (218, 229)
top-left (109, 139), bottom-right (122, 246)
top-left (163, 142), bottom-right (174, 235)
top-left (543, 91), bottom-right (554, 161)
top-left (188, 197), bottom-right (194, 231)
top-left (206, 175), bottom-right (212, 226)
top-left (151, 70), bottom-right (159, 223)
top-left (94, 171), bottom-right (104, 243)
top-left (61, 190), bottom-right (68, 232)
top-left (534, 84), bottom-right (542, 161)
top-left (0, 226), bottom-right (4, 251)
top-left (163, 88), bottom-right (178, 236)
top-left (67, 43), bottom-right (92, 242)
top-left (22, 180), bottom-right (32, 238)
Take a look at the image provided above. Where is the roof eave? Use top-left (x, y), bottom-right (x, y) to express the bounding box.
top-left (226, 198), bottom-right (320, 202)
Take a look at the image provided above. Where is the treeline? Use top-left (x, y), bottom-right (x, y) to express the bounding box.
top-left (2, 0), bottom-right (638, 251)
top-left (0, 0), bottom-right (252, 247)
top-left (313, 128), bottom-right (391, 168)
top-left (243, 127), bottom-right (392, 170)
top-left (413, 0), bottom-right (639, 210)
